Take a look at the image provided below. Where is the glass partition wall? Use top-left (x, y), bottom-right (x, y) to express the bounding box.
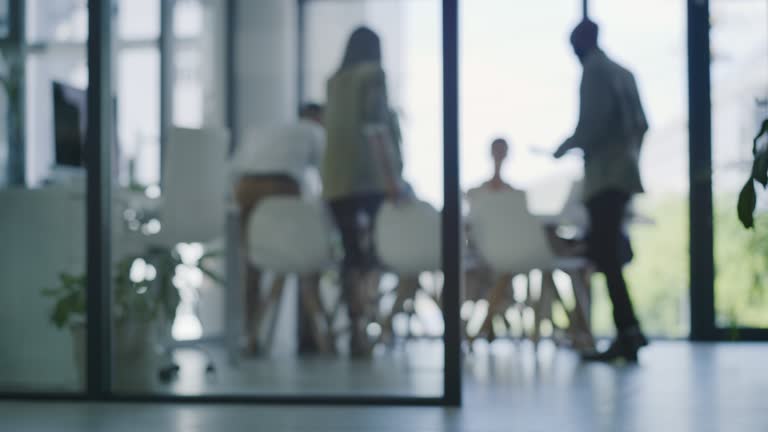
top-left (2, 0), bottom-right (766, 404)
top-left (107, 0), bottom-right (457, 402)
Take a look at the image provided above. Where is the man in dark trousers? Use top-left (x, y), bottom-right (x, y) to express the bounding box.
top-left (554, 19), bottom-right (649, 362)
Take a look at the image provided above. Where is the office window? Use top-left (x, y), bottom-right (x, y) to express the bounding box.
top-left (24, 0), bottom-right (161, 187)
top-left (26, 0), bottom-right (87, 44)
top-left (173, 0), bottom-right (226, 129)
top-left (459, 0), bottom-right (688, 341)
top-left (117, 48), bottom-right (161, 186)
top-left (119, 0), bottom-right (161, 40)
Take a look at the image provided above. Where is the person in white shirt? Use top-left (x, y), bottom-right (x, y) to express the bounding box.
top-left (232, 104), bottom-right (325, 196)
top-left (231, 103), bottom-right (324, 353)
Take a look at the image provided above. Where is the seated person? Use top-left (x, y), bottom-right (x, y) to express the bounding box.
top-left (468, 137), bottom-right (518, 195)
top-left (464, 138), bottom-right (521, 302)
top-left (230, 103), bottom-right (325, 353)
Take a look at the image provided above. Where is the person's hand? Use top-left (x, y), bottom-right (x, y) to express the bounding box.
top-left (553, 144), bottom-right (568, 159)
top-left (553, 138), bottom-right (576, 159)
top-left (386, 181), bottom-right (404, 205)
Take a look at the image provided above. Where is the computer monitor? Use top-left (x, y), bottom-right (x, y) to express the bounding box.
top-left (52, 81), bottom-right (120, 175)
top-left (52, 81), bottom-right (87, 168)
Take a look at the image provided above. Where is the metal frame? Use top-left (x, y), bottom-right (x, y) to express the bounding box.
top-left (687, 0), bottom-right (716, 341)
top-left (85, 0), bottom-right (113, 397)
top-left (159, 0), bottom-right (173, 181)
top-left (442, 0), bottom-right (462, 407)
top-left (225, 0), bottom-right (237, 154)
top-left (3, 0), bottom-right (25, 185)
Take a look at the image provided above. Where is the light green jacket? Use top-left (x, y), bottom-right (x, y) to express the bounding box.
top-left (559, 50), bottom-right (648, 201)
top-left (322, 62), bottom-right (402, 200)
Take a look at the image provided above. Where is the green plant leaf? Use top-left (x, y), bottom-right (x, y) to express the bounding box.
top-left (738, 179), bottom-right (757, 229)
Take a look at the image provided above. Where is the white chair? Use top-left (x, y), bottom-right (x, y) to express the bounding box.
top-left (247, 196), bottom-right (339, 353)
top-left (375, 200), bottom-right (441, 276)
top-left (374, 200), bottom-right (442, 343)
top-left (467, 189), bottom-right (594, 350)
top-left (154, 127), bottom-right (231, 247)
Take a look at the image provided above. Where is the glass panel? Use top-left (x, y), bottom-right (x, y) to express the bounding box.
top-left (118, 0), bottom-right (160, 41)
top-left (298, 0), bottom-right (444, 397)
top-left (711, 0), bottom-right (768, 329)
top-left (26, 0), bottom-right (87, 43)
top-left (460, 0), bottom-right (584, 353)
top-left (0, 6), bottom-right (87, 393)
top-left (459, 0), bottom-right (689, 351)
top-left (113, 0), bottom-right (446, 398)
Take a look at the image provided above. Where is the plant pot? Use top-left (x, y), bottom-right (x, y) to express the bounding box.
top-left (71, 319), bottom-right (162, 392)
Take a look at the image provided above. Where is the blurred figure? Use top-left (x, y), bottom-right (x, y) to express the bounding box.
top-left (470, 138), bottom-right (517, 194)
top-left (322, 27), bottom-right (403, 356)
top-left (231, 103), bottom-right (325, 353)
top-left (554, 19), bottom-right (649, 362)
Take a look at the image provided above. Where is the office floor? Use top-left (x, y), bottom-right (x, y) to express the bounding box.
top-left (3, 342), bottom-right (768, 432)
top-left (159, 340), bottom-right (446, 397)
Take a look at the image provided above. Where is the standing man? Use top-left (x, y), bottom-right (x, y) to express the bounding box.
top-left (554, 20), bottom-right (649, 362)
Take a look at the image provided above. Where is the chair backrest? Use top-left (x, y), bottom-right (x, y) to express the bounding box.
top-left (160, 127), bottom-right (230, 244)
top-left (467, 189), bottom-right (554, 274)
top-left (247, 197), bottom-right (337, 274)
top-left (374, 200), bottom-right (442, 275)
top-left (558, 180), bottom-right (589, 230)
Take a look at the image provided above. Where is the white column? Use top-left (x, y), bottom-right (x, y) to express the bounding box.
top-left (234, 0), bottom-right (298, 143)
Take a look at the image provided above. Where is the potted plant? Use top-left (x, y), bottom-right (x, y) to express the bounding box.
top-left (42, 248), bottom-right (185, 391)
top-left (738, 118), bottom-right (768, 228)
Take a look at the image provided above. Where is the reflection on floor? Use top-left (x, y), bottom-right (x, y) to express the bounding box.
top-left (4, 342), bottom-right (768, 432)
top-left (158, 341), bottom-right (445, 397)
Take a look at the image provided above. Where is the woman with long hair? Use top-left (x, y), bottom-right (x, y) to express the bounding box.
top-left (322, 27), bottom-right (403, 356)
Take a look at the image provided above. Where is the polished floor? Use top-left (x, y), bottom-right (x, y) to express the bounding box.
top-left (2, 342), bottom-right (768, 432)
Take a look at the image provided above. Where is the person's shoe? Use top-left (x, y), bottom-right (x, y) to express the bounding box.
top-left (349, 321), bottom-right (373, 358)
top-left (581, 325), bottom-right (648, 363)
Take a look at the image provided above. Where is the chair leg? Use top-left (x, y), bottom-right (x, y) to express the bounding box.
top-left (565, 269), bottom-right (596, 351)
top-left (379, 276), bottom-right (419, 345)
top-left (263, 274), bottom-right (287, 352)
top-left (532, 271), bottom-right (556, 347)
top-left (249, 274), bottom-right (285, 354)
top-left (471, 274), bottom-right (512, 343)
top-left (299, 274), bottom-right (335, 354)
